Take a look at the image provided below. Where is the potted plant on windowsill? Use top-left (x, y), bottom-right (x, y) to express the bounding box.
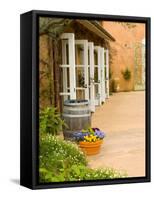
top-left (73, 128), bottom-right (105, 155)
top-left (121, 68), bottom-right (131, 91)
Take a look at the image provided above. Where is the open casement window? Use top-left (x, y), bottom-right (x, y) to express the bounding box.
top-left (75, 40), bottom-right (89, 101)
top-left (60, 33), bottom-right (109, 111)
top-left (94, 46), bottom-right (102, 106)
top-left (104, 49), bottom-right (109, 98)
top-left (88, 42), bottom-right (95, 112)
top-left (60, 33), bottom-right (76, 101)
top-left (100, 47), bottom-right (106, 102)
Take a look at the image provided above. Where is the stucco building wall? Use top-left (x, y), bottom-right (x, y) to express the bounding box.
top-left (102, 21), bottom-right (145, 91)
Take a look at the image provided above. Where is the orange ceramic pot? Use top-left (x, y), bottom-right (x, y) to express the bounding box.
top-left (79, 140), bottom-right (103, 155)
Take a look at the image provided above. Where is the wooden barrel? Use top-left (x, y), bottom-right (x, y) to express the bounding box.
top-left (62, 100), bottom-right (91, 140)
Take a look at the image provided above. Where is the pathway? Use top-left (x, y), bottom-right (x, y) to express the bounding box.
top-left (88, 91), bottom-right (145, 177)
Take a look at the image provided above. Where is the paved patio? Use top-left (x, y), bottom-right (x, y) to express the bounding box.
top-left (88, 91), bottom-right (145, 177)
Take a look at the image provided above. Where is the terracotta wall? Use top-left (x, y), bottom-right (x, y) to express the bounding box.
top-left (102, 21), bottom-right (145, 91)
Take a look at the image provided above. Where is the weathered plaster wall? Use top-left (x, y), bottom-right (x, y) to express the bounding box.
top-left (39, 35), bottom-right (60, 110)
top-left (39, 35), bottom-right (51, 108)
top-left (102, 21), bottom-right (145, 91)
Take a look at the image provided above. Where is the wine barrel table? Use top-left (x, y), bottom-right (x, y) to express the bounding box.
top-left (62, 99), bottom-right (91, 140)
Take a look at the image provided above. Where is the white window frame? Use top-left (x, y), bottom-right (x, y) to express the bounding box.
top-left (60, 33), bottom-right (110, 109)
top-left (104, 49), bottom-right (109, 98)
top-left (88, 42), bottom-right (95, 112)
top-left (94, 46), bottom-right (102, 106)
top-left (100, 47), bottom-right (106, 102)
top-left (60, 33), bottom-right (76, 100)
top-left (61, 39), bottom-right (68, 101)
top-left (75, 40), bottom-right (89, 100)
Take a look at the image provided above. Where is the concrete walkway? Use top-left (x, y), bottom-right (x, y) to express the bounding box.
top-left (88, 91), bottom-right (145, 177)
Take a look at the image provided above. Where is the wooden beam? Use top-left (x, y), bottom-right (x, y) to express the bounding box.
top-left (48, 37), bottom-right (55, 106)
top-left (53, 38), bottom-right (60, 109)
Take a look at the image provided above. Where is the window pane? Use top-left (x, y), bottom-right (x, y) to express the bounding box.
top-left (76, 67), bottom-right (85, 87)
top-left (94, 67), bottom-right (98, 82)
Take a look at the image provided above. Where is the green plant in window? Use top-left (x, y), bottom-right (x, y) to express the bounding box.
top-left (78, 72), bottom-right (85, 87)
top-left (121, 68), bottom-right (131, 81)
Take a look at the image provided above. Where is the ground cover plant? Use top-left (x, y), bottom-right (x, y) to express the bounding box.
top-left (39, 134), bottom-right (126, 182)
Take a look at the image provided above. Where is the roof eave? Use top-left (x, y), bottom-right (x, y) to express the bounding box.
top-left (77, 19), bottom-right (115, 42)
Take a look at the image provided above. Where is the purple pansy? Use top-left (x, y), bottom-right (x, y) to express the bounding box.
top-left (73, 132), bottom-right (88, 141)
top-left (94, 129), bottom-right (105, 139)
top-left (73, 128), bottom-right (105, 142)
top-left (92, 128), bottom-right (100, 131)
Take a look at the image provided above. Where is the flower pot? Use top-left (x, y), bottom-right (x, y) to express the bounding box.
top-left (79, 140), bottom-right (103, 155)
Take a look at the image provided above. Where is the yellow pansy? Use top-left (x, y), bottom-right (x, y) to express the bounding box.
top-left (84, 134), bottom-right (98, 142)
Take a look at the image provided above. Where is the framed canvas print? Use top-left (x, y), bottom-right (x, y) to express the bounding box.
top-left (20, 10), bottom-right (151, 189)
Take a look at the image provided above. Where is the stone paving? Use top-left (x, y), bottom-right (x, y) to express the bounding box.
top-left (88, 91), bottom-right (145, 177)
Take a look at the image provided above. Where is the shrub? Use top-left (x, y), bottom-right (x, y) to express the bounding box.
top-left (39, 106), bottom-right (67, 135)
top-left (39, 135), bottom-right (126, 183)
top-left (39, 134), bottom-right (87, 182)
top-left (121, 68), bottom-right (131, 81)
top-left (40, 164), bottom-right (125, 182)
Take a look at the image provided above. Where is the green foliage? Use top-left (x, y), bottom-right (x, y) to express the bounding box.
top-left (78, 72), bottom-right (85, 87)
top-left (39, 107), bottom-right (67, 135)
top-left (39, 135), bottom-right (126, 183)
top-left (39, 135), bottom-right (87, 182)
top-left (122, 68), bottom-right (131, 81)
top-left (39, 17), bottom-right (72, 37)
top-left (40, 164), bottom-right (125, 182)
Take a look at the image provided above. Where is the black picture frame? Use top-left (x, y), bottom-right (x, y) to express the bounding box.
top-left (20, 10), bottom-right (151, 189)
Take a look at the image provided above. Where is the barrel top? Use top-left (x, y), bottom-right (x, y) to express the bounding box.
top-left (64, 99), bottom-right (89, 106)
